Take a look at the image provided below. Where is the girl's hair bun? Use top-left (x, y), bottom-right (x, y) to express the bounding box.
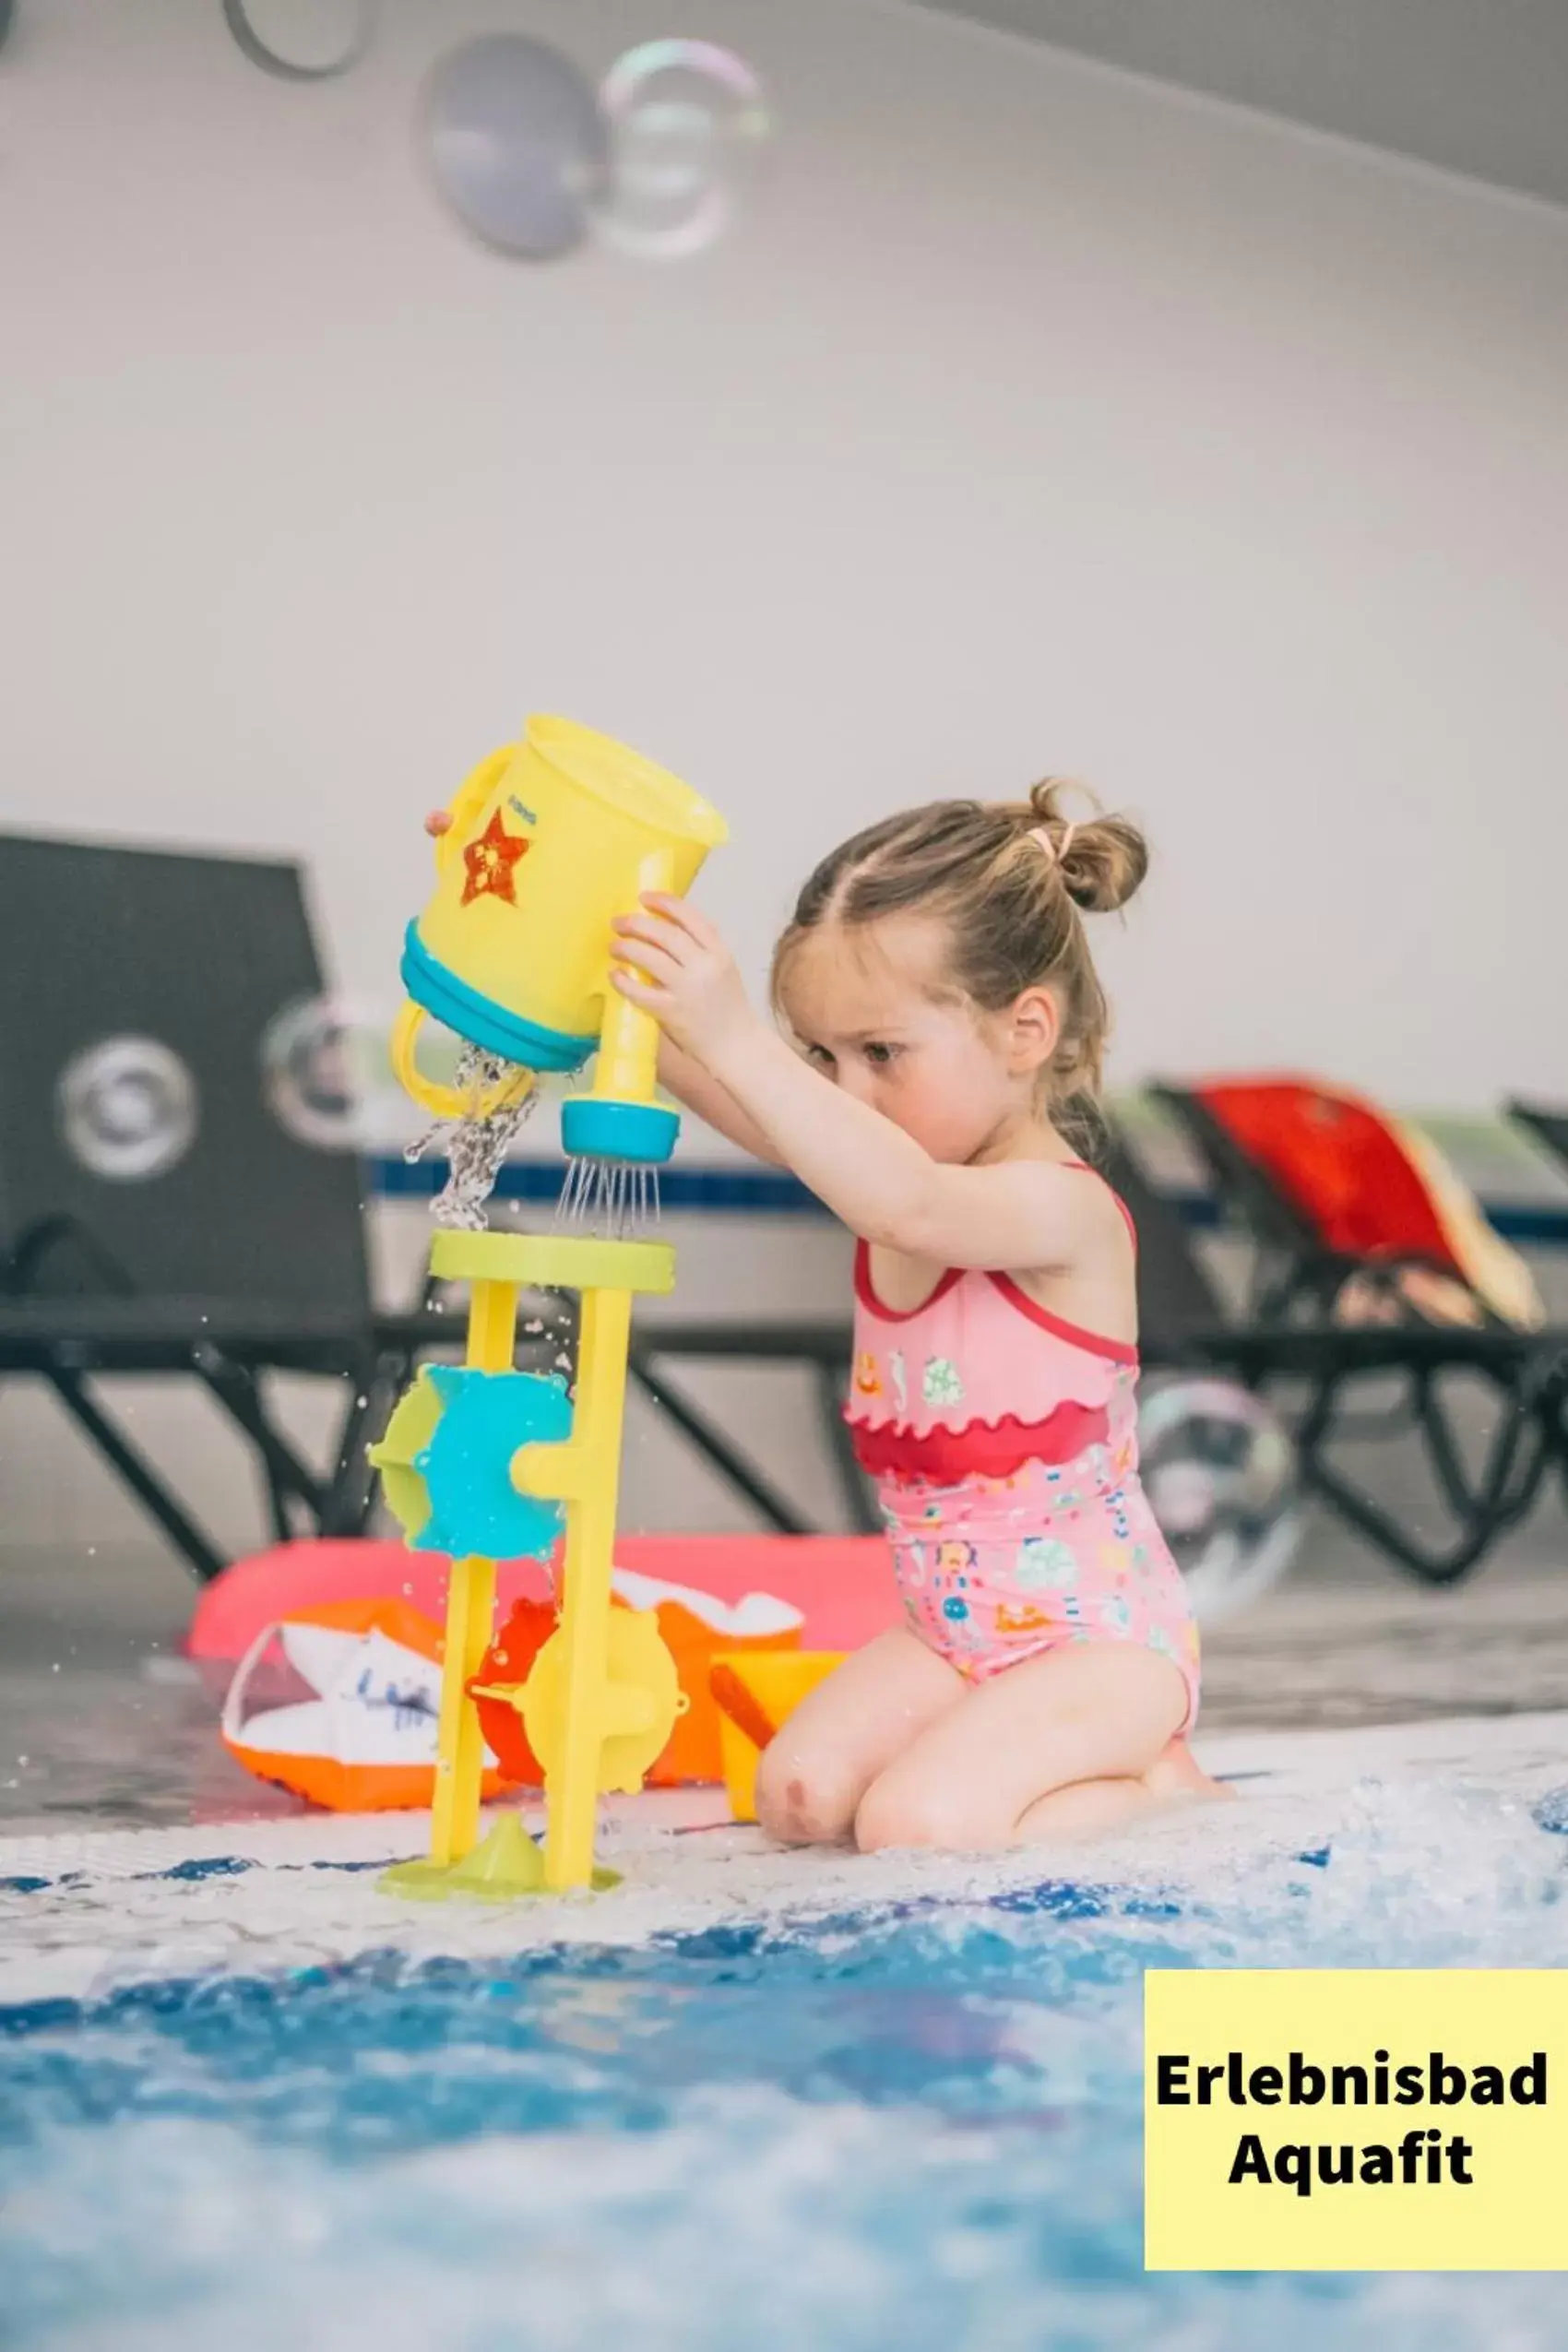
top-left (1025, 778), bottom-right (1147, 915)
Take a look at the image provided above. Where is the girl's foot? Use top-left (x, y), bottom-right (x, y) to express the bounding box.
top-left (1143, 1736), bottom-right (1236, 1809)
top-left (1011, 1745), bottom-right (1235, 1845)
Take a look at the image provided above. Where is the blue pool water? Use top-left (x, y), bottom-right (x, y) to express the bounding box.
top-left (3, 1786), bottom-right (1566, 2351)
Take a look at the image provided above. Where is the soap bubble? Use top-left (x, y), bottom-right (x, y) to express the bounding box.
top-left (56, 1037), bottom-right (199, 1183)
top-left (1138, 1375), bottom-right (1302, 1621)
top-left (594, 41), bottom-right (770, 259)
top-left (261, 996), bottom-right (365, 1151)
top-left (221, 0), bottom-right (376, 81)
top-left (424, 34), bottom-right (609, 262)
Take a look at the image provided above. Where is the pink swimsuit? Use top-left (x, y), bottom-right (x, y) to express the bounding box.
top-left (844, 1182), bottom-right (1200, 1728)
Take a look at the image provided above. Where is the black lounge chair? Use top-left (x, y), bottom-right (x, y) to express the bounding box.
top-left (1508, 1100), bottom-right (1568, 1188)
top-left (0, 831), bottom-right (463, 1581)
top-left (1151, 1083), bottom-right (1568, 1584)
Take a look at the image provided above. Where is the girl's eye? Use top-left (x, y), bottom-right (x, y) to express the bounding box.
top-left (804, 1043), bottom-right (835, 1070)
top-left (864, 1041), bottom-right (903, 1067)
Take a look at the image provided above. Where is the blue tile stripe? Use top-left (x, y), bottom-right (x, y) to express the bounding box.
top-left (368, 1156), bottom-right (1568, 1243)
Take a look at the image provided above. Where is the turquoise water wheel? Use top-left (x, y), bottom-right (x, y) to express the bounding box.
top-left (369, 1366), bottom-right (571, 1561)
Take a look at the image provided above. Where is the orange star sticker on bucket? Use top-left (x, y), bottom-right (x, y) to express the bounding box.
top-left (460, 809), bottom-right (529, 907)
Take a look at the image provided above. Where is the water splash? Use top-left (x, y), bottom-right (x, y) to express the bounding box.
top-left (404, 1045), bottom-right (537, 1230)
top-left (555, 1156), bottom-right (662, 1240)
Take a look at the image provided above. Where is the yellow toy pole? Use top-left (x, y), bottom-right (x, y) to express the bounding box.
top-left (507, 1252), bottom-right (675, 1893)
top-left (588, 988), bottom-right (661, 1123)
top-left (586, 847), bottom-right (673, 1113)
top-left (541, 1283), bottom-right (633, 1891)
top-left (428, 1275), bottom-right (517, 1868)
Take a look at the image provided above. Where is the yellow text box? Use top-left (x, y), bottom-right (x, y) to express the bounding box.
top-left (1145, 1970), bottom-right (1568, 2271)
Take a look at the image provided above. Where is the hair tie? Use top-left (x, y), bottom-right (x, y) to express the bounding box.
top-left (1028, 822), bottom-right (1075, 867)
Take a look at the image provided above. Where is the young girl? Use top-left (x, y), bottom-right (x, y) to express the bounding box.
top-left (616, 778), bottom-right (1226, 1853)
top-left (429, 783), bottom-right (1218, 1850)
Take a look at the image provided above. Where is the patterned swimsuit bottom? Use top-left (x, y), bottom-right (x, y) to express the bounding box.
top-left (877, 1433), bottom-right (1202, 1731)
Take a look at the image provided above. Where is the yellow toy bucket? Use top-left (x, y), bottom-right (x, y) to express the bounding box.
top-left (393, 717), bottom-right (727, 1134)
top-left (711, 1650), bottom-right (847, 1824)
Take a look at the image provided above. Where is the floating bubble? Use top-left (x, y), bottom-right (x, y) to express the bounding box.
top-left (594, 40), bottom-right (770, 260)
top-left (1138, 1375), bottom-right (1302, 1622)
top-left (424, 34), bottom-right (609, 262)
top-left (221, 0), bottom-right (375, 81)
top-left (55, 1037), bottom-right (199, 1183)
top-left (261, 996), bottom-right (365, 1152)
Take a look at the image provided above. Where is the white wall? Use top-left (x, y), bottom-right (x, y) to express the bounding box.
top-left (2, 0), bottom-right (1567, 1558)
top-left (5, 0), bottom-right (1568, 1098)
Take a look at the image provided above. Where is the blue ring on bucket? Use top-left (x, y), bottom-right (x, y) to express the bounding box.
top-left (561, 1098), bottom-right (681, 1166)
top-left (401, 923), bottom-right (598, 1074)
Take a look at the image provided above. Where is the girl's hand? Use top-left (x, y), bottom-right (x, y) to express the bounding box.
top-left (611, 895), bottom-right (755, 1064)
top-left (424, 810), bottom-right (452, 838)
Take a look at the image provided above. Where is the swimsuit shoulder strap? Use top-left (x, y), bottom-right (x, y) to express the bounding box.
top-left (1063, 1159), bottom-right (1138, 1253)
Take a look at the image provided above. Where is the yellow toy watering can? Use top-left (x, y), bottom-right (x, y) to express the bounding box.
top-left (393, 716), bottom-right (727, 1165)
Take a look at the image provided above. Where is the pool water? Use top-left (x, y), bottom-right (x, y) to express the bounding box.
top-left (3, 1782), bottom-right (1566, 2351)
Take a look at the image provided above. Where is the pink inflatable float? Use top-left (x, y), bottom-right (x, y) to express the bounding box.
top-left (185, 1533), bottom-right (897, 1687)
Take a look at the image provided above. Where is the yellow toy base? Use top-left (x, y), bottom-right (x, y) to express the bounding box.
top-left (378, 1815), bottom-right (623, 1903)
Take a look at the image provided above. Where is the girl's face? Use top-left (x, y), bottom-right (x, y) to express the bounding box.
top-left (778, 915), bottom-right (1057, 1163)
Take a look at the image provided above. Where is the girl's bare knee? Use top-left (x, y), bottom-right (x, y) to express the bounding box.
top-left (754, 1745), bottom-right (859, 1847)
top-left (854, 1774), bottom-right (976, 1856)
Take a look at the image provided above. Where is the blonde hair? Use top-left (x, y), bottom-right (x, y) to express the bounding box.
top-left (772, 778), bottom-right (1147, 1120)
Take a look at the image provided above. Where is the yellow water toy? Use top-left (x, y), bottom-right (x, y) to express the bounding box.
top-left (373, 1226), bottom-right (687, 1896)
top-left (391, 713), bottom-right (728, 1172)
top-left (371, 719), bottom-right (725, 1898)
